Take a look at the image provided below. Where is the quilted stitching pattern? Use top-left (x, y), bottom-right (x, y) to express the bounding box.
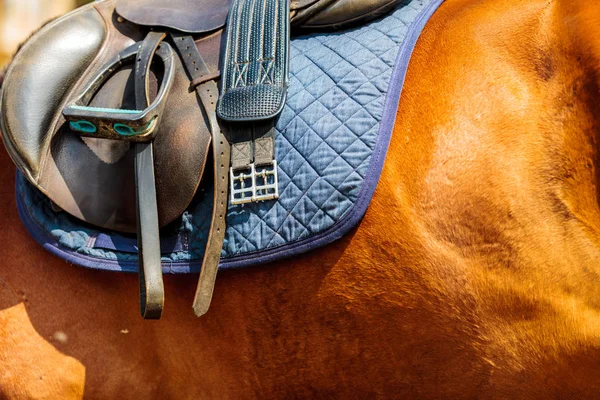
top-left (222, 0), bottom-right (426, 258)
top-left (18, 0), bottom-right (431, 268)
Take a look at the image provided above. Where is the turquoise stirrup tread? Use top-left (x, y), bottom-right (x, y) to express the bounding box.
top-left (70, 120), bottom-right (97, 134)
top-left (114, 118), bottom-right (157, 137)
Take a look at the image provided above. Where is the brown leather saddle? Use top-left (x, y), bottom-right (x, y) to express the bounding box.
top-left (0, 0), bottom-right (403, 318)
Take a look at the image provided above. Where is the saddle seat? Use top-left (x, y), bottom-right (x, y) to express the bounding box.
top-left (0, 0), bottom-right (406, 318)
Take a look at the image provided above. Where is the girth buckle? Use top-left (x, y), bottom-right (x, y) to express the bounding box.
top-left (230, 161), bottom-right (279, 205)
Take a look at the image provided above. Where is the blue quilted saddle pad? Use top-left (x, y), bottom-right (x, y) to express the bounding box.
top-left (16, 0), bottom-right (443, 273)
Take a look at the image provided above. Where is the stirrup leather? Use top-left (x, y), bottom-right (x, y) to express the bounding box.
top-left (63, 32), bottom-right (172, 319)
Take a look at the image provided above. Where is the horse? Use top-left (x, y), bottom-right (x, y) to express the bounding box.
top-left (1, 0), bottom-right (600, 398)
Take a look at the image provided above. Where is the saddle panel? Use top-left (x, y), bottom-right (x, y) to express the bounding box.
top-left (115, 0), bottom-right (232, 34)
top-left (290, 0), bottom-right (407, 30)
top-left (0, 4), bottom-right (106, 183)
top-left (301, 0), bottom-right (406, 29)
top-left (291, 0), bottom-right (320, 8)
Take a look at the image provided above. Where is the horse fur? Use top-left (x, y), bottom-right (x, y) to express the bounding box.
top-left (1, 0), bottom-right (600, 398)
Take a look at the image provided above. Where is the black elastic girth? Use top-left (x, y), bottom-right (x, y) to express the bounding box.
top-left (218, 0), bottom-right (288, 205)
top-left (170, 32), bottom-right (231, 317)
top-left (134, 32), bottom-right (166, 319)
top-left (229, 121), bottom-right (276, 172)
top-left (217, 0), bottom-right (290, 122)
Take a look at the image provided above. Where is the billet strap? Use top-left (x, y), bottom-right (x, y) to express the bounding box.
top-left (217, 0), bottom-right (290, 122)
top-left (192, 85), bottom-right (230, 317)
top-left (134, 32), bottom-right (166, 319)
top-left (230, 122), bottom-right (275, 170)
top-left (170, 33), bottom-right (231, 317)
top-left (228, 121), bottom-right (278, 205)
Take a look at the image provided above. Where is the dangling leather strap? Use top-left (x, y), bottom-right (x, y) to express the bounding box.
top-left (134, 32), bottom-right (166, 319)
top-left (170, 33), bottom-right (231, 317)
top-left (192, 82), bottom-right (230, 317)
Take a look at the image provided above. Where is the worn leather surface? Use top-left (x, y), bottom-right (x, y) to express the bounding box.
top-left (291, 0), bottom-right (321, 9)
top-left (302, 0), bottom-right (406, 28)
top-left (0, 5), bottom-right (105, 182)
top-left (1, 0), bottom-right (214, 232)
top-left (291, 0), bottom-right (406, 29)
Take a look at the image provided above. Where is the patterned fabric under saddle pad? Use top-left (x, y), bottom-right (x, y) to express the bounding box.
top-left (16, 0), bottom-right (443, 273)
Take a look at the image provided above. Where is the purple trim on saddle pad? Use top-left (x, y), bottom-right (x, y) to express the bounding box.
top-left (15, 0), bottom-right (444, 273)
top-left (224, 0), bottom-right (444, 268)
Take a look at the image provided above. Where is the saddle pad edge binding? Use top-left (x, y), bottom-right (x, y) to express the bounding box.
top-left (14, 0), bottom-right (444, 273)
top-left (15, 181), bottom-right (135, 272)
top-left (15, 172), bottom-right (200, 274)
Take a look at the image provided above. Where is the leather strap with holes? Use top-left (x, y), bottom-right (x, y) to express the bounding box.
top-left (171, 33), bottom-right (231, 317)
top-left (134, 32), bottom-right (166, 319)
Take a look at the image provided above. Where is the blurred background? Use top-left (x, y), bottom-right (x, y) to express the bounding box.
top-left (0, 0), bottom-right (91, 67)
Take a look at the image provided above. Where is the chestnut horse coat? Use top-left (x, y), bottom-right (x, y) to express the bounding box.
top-left (1, 0), bottom-right (600, 398)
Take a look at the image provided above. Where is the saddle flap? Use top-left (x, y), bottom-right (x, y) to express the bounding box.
top-left (115, 0), bottom-right (232, 34)
top-left (298, 0), bottom-right (406, 29)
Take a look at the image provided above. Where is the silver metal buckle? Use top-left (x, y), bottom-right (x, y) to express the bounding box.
top-left (230, 161), bottom-right (279, 205)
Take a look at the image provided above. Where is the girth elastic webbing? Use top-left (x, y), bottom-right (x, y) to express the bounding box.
top-left (217, 0), bottom-right (290, 121)
top-left (218, 0), bottom-right (289, 206)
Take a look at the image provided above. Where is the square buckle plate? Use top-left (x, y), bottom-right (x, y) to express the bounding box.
top-left (230, 161), bottom-right (279, 205)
